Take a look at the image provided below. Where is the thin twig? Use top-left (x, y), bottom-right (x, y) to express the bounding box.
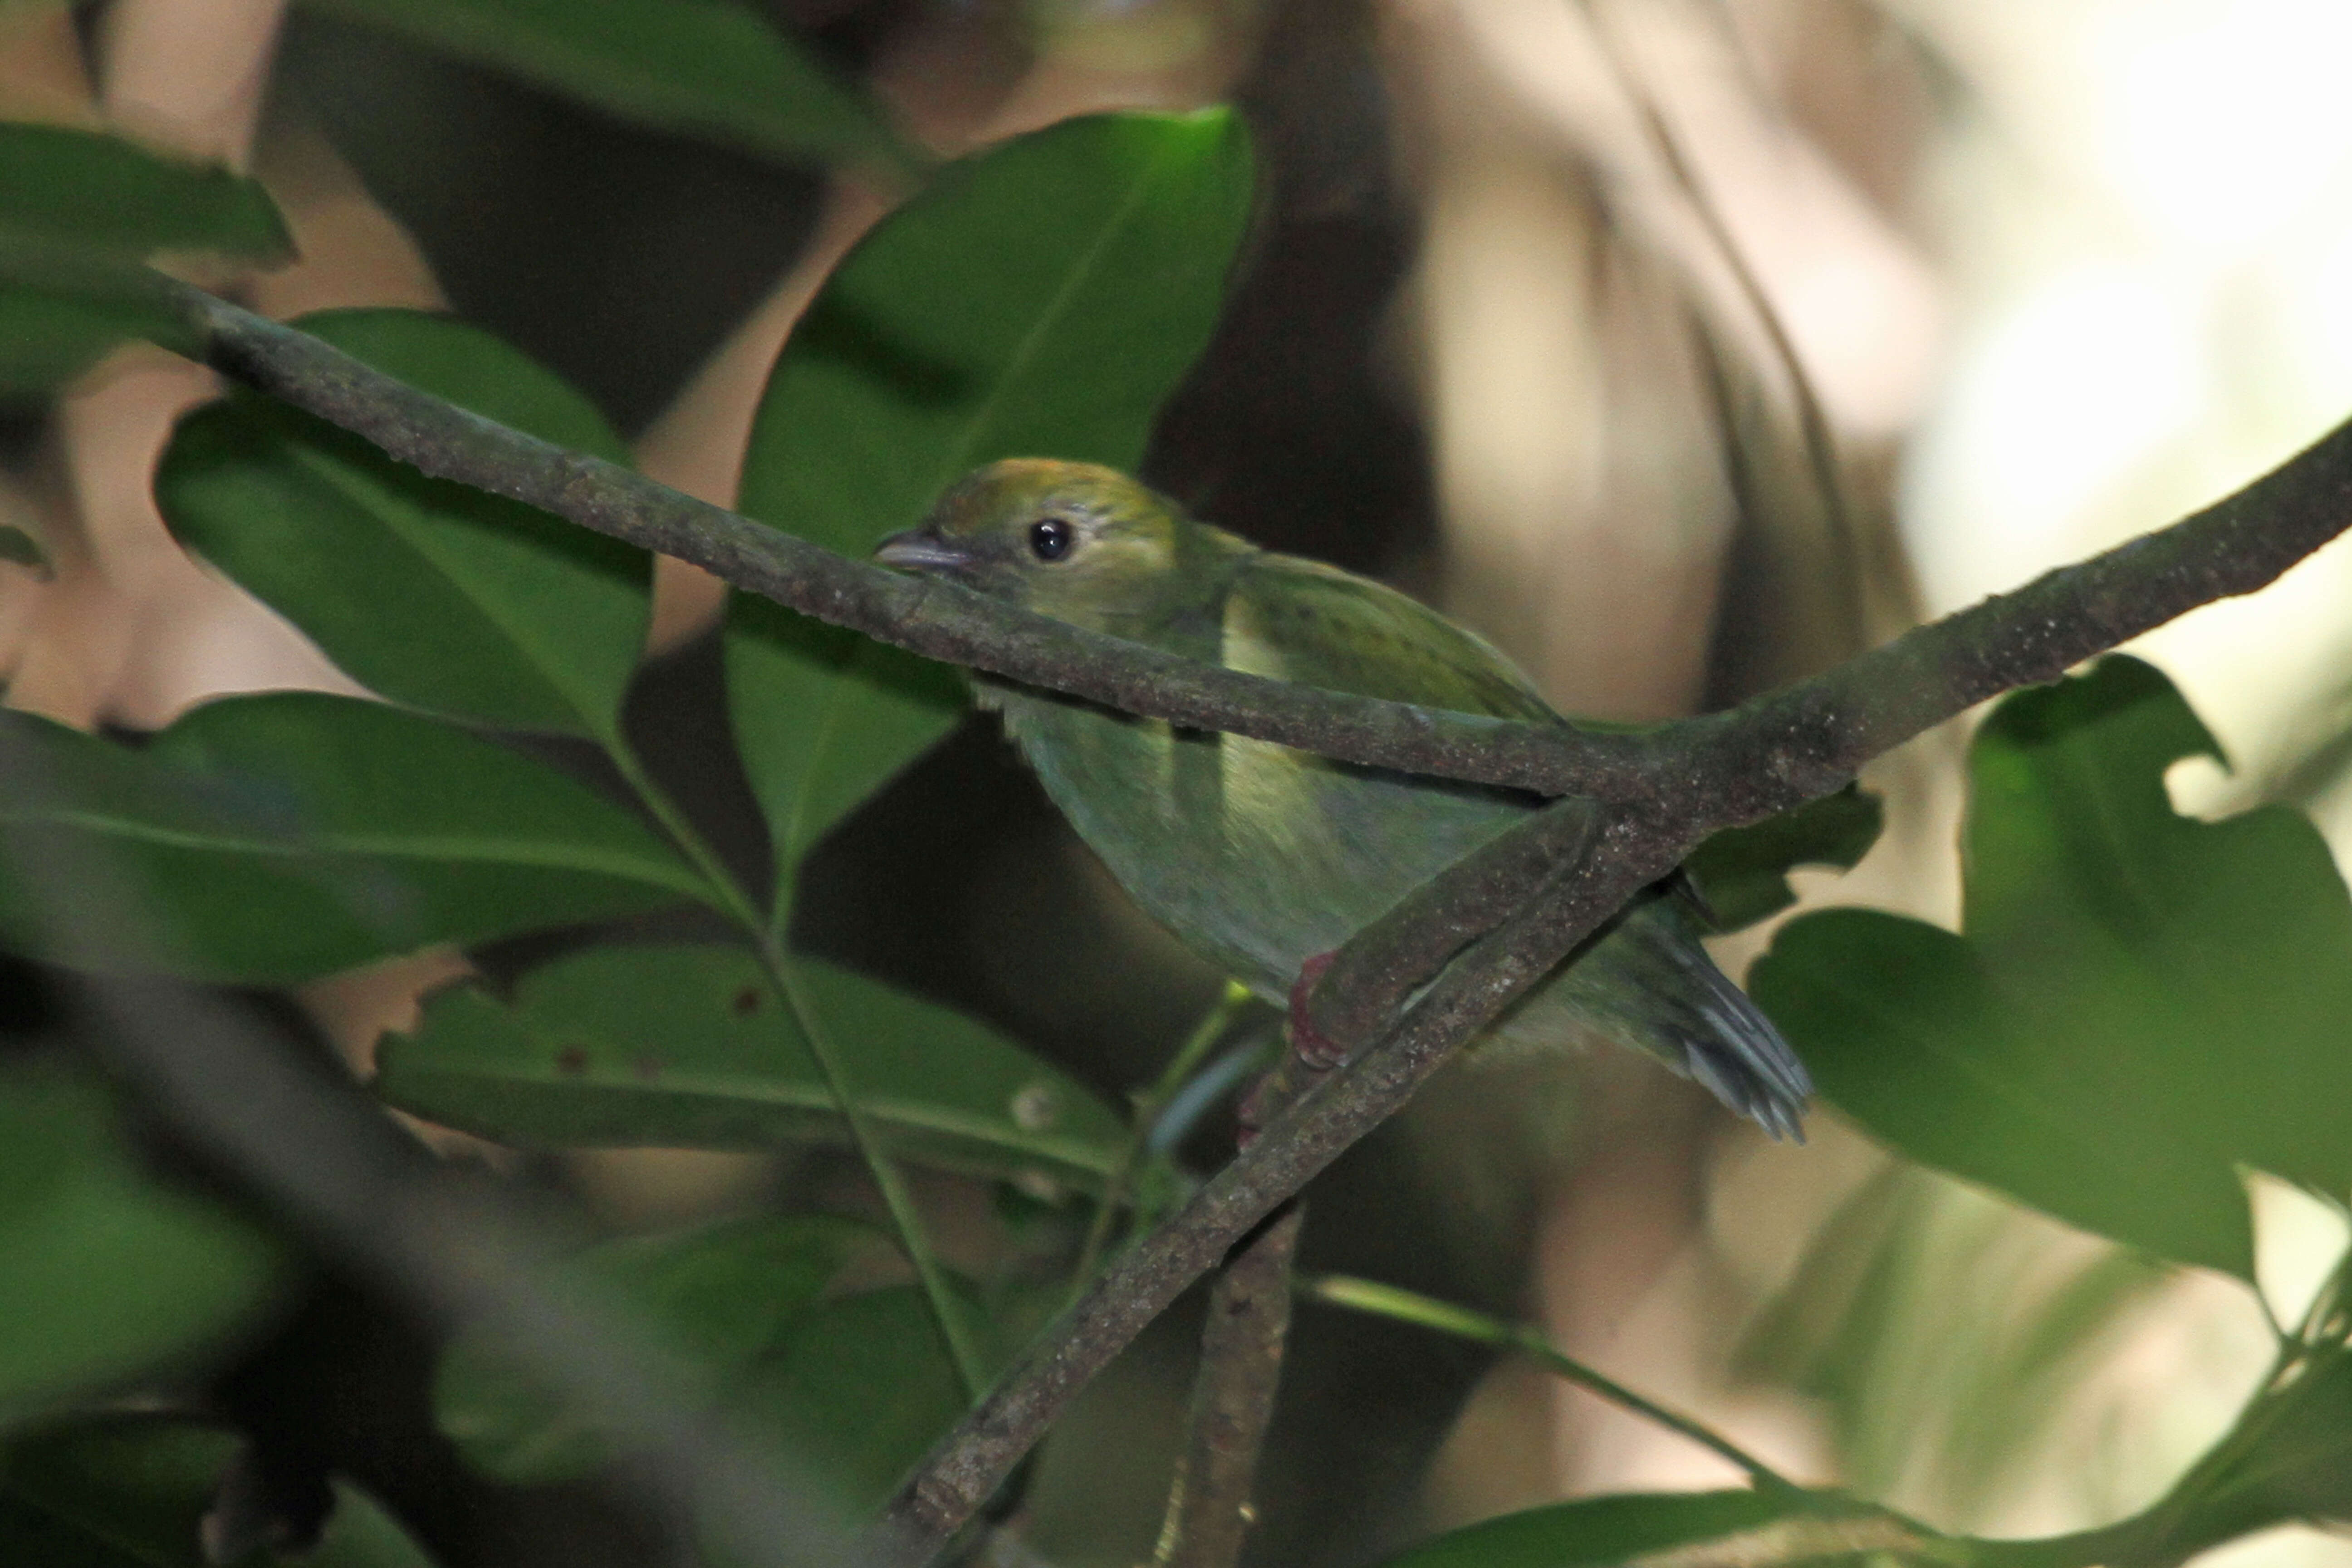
top-left (1296, 1271), bottom-right (1796, 1492)
top-left (1072, 981), bottom-right (1255, 1303)
top-left (1154, 1203), bottom-right (1307, 1568)
top-left (1583, 0), bottom-right (1870, 649)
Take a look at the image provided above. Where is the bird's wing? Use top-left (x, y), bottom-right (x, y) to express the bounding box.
top-left (1220, 552), bottom-right (1562, 724)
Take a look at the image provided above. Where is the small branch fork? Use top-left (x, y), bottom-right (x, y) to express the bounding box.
top-left (153, 282), bottom-right (2352, 1565)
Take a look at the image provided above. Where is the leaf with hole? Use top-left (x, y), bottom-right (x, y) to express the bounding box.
top-left (158, 309), bottom-right (650, 740)
top-left (0, 692), bottom-right (706, 982)
top-left (1751, 657), bottom-right (2352, 1277)
top-left (375, 943), bottom-right (1146, 1197)
top-left (1684, 783), bottom-right (1882, 931)
top-left (728, 110), bottom-right (1254, 904)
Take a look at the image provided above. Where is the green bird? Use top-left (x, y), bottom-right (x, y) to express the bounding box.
top-left (877, 459), bottom-right (1810, 1139)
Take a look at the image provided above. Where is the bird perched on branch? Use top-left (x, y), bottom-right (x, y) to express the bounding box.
top-left (877, 459), bottom-right (1810, 1138)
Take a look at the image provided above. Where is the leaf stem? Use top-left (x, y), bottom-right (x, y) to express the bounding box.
top-left (1069, 980), bottom-right (1254, 1303)
top-left (603, 738), bottom-right (989, 1401)
top-left (1295, 1271), bottom-right (1800, 1493)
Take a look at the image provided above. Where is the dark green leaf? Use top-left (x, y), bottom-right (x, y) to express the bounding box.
top-left (1685, 784), bottom-right (1882, 931)
top-left (728, 110), bottom-right (1254, 901)
top-left (0, 1067), bottom-right (284, 1416)
top-left (375, 943), bottom-right (1143, 1196)
top-left (740, 1285), bottom-right (969, 1518)
top-left (0, 522), bottom-right (46, 570)
top-left (1372, 1489), bottom-right (1855, 1568)
top-left (0, 240), bottom-right (193, 397)
top-left (301, 0), bottom-right (915, 173)
top-left (0, 122), bottom-right (291, 263)
top-left (436, 1214), bottom-right (879, 1485)
top-left (435, 1217), bottom-right (986, 1518)
top-left (157, 309), bottom-right (650, 739)
top-left (1750, 657), bottom-right (2352, 1278)
top-left (0, 692), bottom-right (705, 982)
top-left (1, 1413), bottom-right (436, 1568)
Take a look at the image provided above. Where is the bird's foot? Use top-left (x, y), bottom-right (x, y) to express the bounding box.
top-left (1286, 951), bottom-right (1345, 1070)
top-left (1236, 954), bottom-right (1347, 1148)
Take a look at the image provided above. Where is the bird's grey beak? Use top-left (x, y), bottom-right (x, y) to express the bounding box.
top-left (874, 529), bottom-right (974, 573)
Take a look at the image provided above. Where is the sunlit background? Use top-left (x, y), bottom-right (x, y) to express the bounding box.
top-left (5, 0), bottom-right (2352, 1563)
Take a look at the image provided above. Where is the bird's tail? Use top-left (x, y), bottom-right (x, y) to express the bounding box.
top-left (1559, 887), bottom-right (1814, 1141)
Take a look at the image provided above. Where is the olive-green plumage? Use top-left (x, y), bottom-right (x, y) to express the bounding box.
top-left (878, 459), bottom-right (1809, 1137)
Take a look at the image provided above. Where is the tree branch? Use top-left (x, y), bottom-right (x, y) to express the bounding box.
top-left (1153, 1201), bottom-right (1306, 1568)
top-left (164, 282), bottom-right (2352, 820)
top-left (877, 816), bottom-right (1670, 1559)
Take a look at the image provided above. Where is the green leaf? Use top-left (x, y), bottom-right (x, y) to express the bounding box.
top-left (1750, 657), bottom-right (2352, 1278)
top-left (0, 122), bottom-right (292, 263)
top-left (434, 1217), bottom-right (985, 1517)
top-left (375, 943), bottom-right (1144, 1196)
top-left (1372, 1489), bottom-right (1856, 1568)
top-left (0, 123), bottom-right (290, 395)
top-left (0, 692), bottom-right (706, 982)
top-left (436, 1213), bottom-right (879, 1485)
top-left (728, 109), bottom-right (1254, 901)
top-left (1, 1413), bottom-right (438, 1568)
top-left (0, 523), bottom-right (46, 571)
top-left (157, 309), bottom-right (650, 740)
top-left (1684, 783), bottom-right (1883, 931)
top-left (300, 0), bottom-right (915, 173)
top-left (739, 1284), bottom-right (970, 1519)
top-left (0, 239), bottom-right (193, 398)
top-left (0, 1066), bottom-right (284, 1416)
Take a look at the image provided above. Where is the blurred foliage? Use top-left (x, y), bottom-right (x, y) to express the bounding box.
top-left (298, 0), bottom-right (920, 176)
top-left (0, 1063), bottom-right (284, 1418)
top-left (1, 1413), bottom-right (435, 1568)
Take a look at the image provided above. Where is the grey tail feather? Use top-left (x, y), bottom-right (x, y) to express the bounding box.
top-left (1668, 959), bottom-right (1814, 1141)
top-left (1624, 890), bottom-right (1813, 1140)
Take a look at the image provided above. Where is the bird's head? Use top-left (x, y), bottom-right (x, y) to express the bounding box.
top-left (875, 459), bottom-right (1200, 633)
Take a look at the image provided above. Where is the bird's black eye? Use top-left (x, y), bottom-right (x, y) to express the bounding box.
top-left (1028, 518), bottom-right (1076, 562)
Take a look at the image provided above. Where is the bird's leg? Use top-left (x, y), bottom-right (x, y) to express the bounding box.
top-left (1237, 952), bottom-right (1344, 1147)
top-left (1285, 951), bottom-right (1344, 1068)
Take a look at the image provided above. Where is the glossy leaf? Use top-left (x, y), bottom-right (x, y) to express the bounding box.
top-left (1684, 783), bottom-right (1883, 931)
top-left (728, 110), bottom-right (1253, 901)
top-left (157, 309), bottom-right (650, 739)
top-left (1, 1413), bottom-right (437, 1568)
top-left (0, 122), bottom-right (291, 262)
top-left (0, 1067), bottom-right (284, 1416)
top-left (1751, 657), bottom-right (2352, 1278)
top-left (375, 943), bottom-right (1144, 1196)
top-left (303, 0), bottom-right (914, 173)
top-left (0, 692), bottom-right (706, 982)
top-left (1373, 1488), bottom-right (1854, 1568)
top-left (436, 1214), bottom-right (878, 1484)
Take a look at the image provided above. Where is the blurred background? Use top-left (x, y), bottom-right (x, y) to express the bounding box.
top-left (5, 0), bottom-right (2352, 1564)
